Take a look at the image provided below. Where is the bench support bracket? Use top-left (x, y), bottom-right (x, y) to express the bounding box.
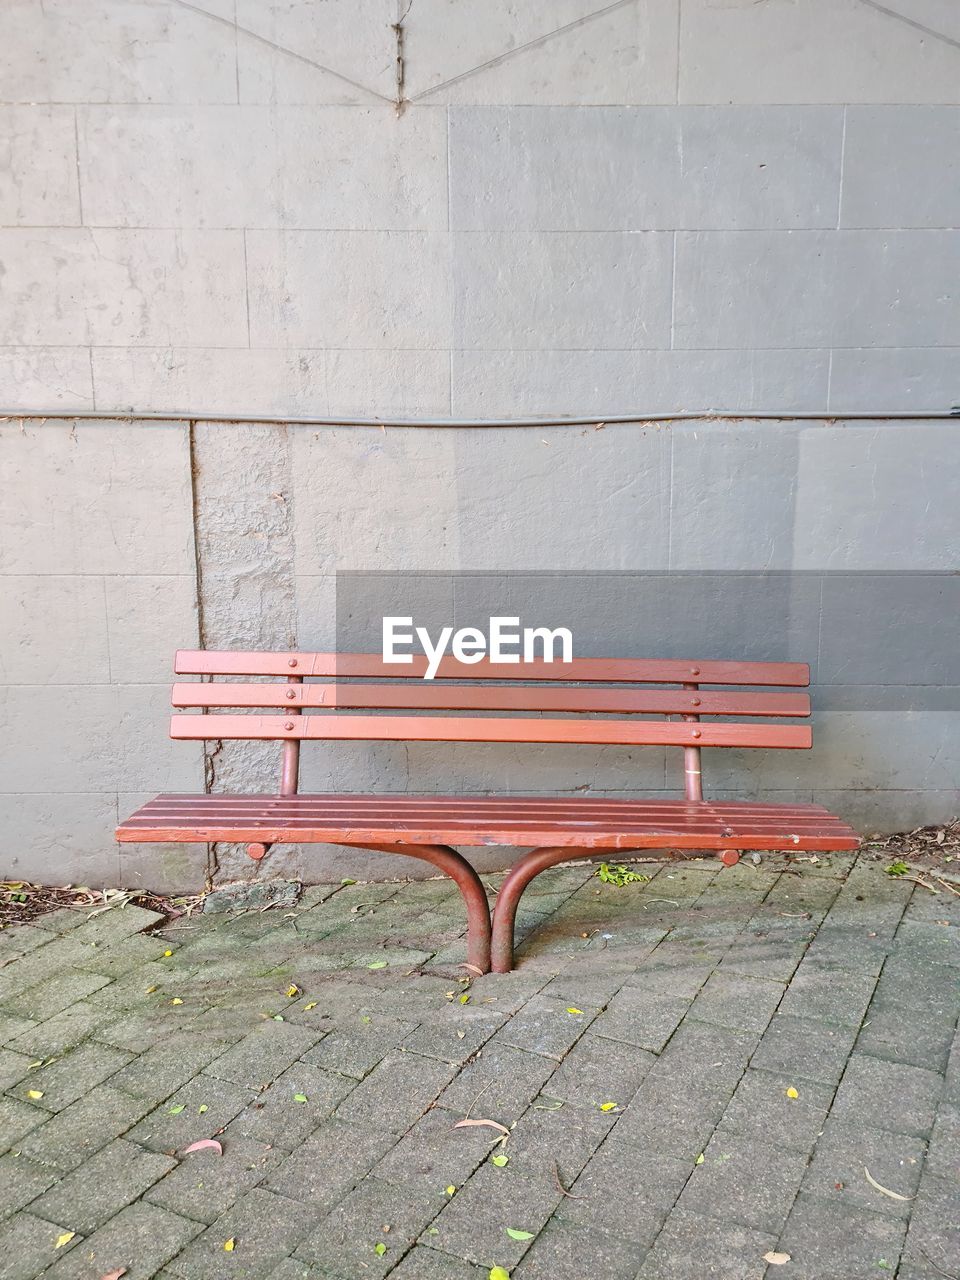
top-left (338, 841), bottom-right (492, 975)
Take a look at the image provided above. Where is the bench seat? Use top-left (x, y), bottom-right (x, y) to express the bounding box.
top-left (118, 793), bottom-right (858, 853)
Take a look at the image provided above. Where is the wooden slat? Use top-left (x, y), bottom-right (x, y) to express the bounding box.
top-left (169, 713), bottom-right (812, 749)
top-left (117, 793), bottom-right (859, 851)
top-left (171, 681), bottom-right (811, 718)
top-left (174, 650), bottom-right (810, 687)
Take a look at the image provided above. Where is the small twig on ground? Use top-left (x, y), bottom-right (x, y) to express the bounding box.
top-left (553, 1161), bottom-right (585, 1199)
top-left (921, 1248), bottom-right (960, 1280)
top-left (934, 876), bottom-right (960, 898)
top-left (903, 875), bottom-right (939, 893)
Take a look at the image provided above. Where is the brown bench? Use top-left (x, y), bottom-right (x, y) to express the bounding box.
top-left (116, 650), bottom-right (859, 972)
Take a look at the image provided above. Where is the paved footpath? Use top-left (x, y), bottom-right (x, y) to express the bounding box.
top-left (0, 852), bottom-right (957, 1280)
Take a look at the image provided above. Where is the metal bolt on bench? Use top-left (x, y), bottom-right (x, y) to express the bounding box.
top-left (116, 651), bottom-right (859, 973)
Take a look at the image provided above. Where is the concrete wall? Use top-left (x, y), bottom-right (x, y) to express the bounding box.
top-left (1, 1), bottom-right (959, 888)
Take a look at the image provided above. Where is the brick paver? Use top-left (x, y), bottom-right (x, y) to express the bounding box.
top-left (0, 851), bottom-right (957, 1279)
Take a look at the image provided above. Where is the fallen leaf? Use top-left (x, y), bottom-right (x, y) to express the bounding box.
top-left (566, 1008), bottom-right (583, 1016)
top-left (27, 1090), bottom-right (44, 1100)
top-left (183, 1139), bottom-right (223, 1155)
top-left (446, 1185), bottom-right (456, 1195)
top-left (599, 1102), bottom-right (618, 1112)
top-left (27, 1061), bottom-right (43, 1070)
top-left (786, 1087), bottom-right (799, 1100)
top-left (374, 1243), bottom-right (387, 1256)
top-left (459, 993), bottom-right (470, 1005)
top-left (170, 998), bottom-right (183, 1006)
top-left (864, 1166), bottom-right (915, 1202)
top-left (168, 1104), bottom-right (185, 1115)
top-left (55, 1232), bottom-right (75, 1249)
top-left (505, 1228), bottom-right (534, 1241)
top-left (272, 1014), bottom-right (284, 1021)
top-left (368, 961), bottom-right (388, 970)
top-left (163, 950), bottom-right (173, 957)
top-left (293, 1094), bottom-right (308, 1103)
top-left (198, 1105), bottom-right (208, 1115)
top-left (695, 1153), bottom-right (705, 1165)
top-left (341, 878), bottom-right (356, 885)
top-left (304, 1002), bottom-right (318, 1011)
top-left (286, 985), bottom-right (300, 998)
top-left (453, 1118), bottom-right (510, 1137)
top-left (489, 1271), bottom-right (510, 1280)
top-left (763, 1251), bottom-right (791, 1266)
top-left (223, 1238), bottom-right (236, 1252)
top-left (99, 1269), bottom-right (127, 1279)
top-left (144, 985), bottom-right (158, 994)
top-left (491, 1154), bottom-right (509, 1167)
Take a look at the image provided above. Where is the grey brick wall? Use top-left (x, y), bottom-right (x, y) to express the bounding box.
top-left (1, 2), bottom-right (958, 888)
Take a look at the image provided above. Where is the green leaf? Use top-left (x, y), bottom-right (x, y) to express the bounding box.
top-left (505, 1229), bottom-right (534, 1241)
top-left (885, 860), bottom-right (910, 877)
top-left (341, 878), bottom-right (356, 885)
top-left (198, 1104), bottom-right (208, 1115)
top-left (491, 1153), bottom-right (509, 1167)
top-left (168, 1104), bottom-right (185, 1115)
top-left (293, 1093), bottom-right (308, 1103)
top-left (489, 1270), bottom-right (511, 1280)
top-left (368, 961), bottom-right (388, 970)
top-left (374, 1243), bottom-right (387, 1257)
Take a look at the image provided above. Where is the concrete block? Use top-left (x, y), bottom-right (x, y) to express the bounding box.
top-left (0, 106), bottom-right (80, 226)
top-left (236, 0), bottom-right (396, 105)
top-left (450, 106), bottom-right (841, 231)
top-left (403, 0), bottom-right (679, 105)
top-left (247, 230), bottom-right (452, 349)
top-left (78, 105), bottom-right (447, 230)
top-left (103, 575), bottom-right (198, 684)
top-left (326, 349), bottom-right (451, 416)
top-left (451, 348), bottom-right (830, 417)
top-left (91, 348), bottom-right (327, 417)
top-left (0, 684), bottom-right (200, 793)
top-left (452, 422), bottom-right (669, 568)
top-left (679, 0), bottom-right (960, 105)
top-left (290, 425), bottom-right (460, 572)
top-left (294, 576), bottom-right (343, 649)
top-left (453, 231), bottom-right (673, 350)
top-left (828, 348), bottom-right (960, 413)
top-left (0, 348), bottom-right (94, 412)
top-left (705, 709), bottom-right (960, 793)
top-left (818, 573), bottom-right (960, 687)
top-left (793, 422), bottom-right (960, 569)
top-left (0, 421), bottom-right (194, 574)
top-left (0, 576), bottom-right (110, 683)
top-left (668, 421), bottom-right (804, 570)
top-left (0, 0), bottom-right (238, 104)
top-left (0, 230), bottom-right (247, 348)
top-left (674, 231), bottom-right (960, 350)
top-left (0, 793), bottom-right (121, 886)
top-left (842, 107), bottom-right (960, 229)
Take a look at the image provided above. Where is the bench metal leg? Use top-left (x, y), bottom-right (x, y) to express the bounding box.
top-left (345, 842), bottom-right (492, 975)
top-left (490, 845), bottom-right (583, 973)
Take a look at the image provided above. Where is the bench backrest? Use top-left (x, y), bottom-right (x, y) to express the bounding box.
top-left (170, 650), bottom-right (813, 801)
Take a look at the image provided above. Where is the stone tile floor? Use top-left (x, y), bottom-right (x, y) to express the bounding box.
top-left (0, 852), bottom-right (958, 1280)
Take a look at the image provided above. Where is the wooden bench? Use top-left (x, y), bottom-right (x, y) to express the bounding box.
top-left (116, 650), bottom-right (859, 972)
